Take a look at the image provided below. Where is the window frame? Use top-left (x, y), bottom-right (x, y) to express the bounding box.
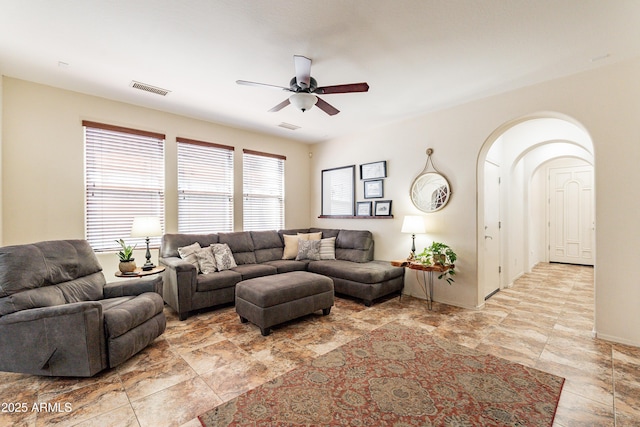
top-left (242, 149), bottom-right (286, 231)
top-left (83, 121), bottom-right (165, 252)
top-left (177, 137), bottom-right (234, 234)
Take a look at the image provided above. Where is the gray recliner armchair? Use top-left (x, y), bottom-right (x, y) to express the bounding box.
top-left (0, 239), bottom-right (166, 377)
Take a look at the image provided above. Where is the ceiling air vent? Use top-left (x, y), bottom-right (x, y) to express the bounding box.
top-left (130, 80), bottom-right (171, 96)
top-left (278, 122), bottom-right (300, 131)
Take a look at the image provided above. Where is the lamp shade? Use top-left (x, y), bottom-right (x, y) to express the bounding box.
top-left (130, 216), bottom-right (162, 238)
top-left (401, 215), bottom-right (426, 234)
top-left (289, 92), bottom-right (318, 112)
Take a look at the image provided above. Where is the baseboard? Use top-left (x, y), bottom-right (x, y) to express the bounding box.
top-left (595, 331), bottom-right (640, 348)
top-left (401, 292), bottom-right (478, 310)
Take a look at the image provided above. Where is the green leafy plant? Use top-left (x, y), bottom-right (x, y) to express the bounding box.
top-left (416, 242), bottom-right (457, 285)
top-left (115, 239), bottom-right (136, 262)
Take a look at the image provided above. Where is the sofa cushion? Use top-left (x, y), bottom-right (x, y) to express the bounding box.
top-left (310, 228), bottom-right (340, 239)
top-left (335, 230), bottom-right (374, 263)
top-left (308, 260), bottom-right (403, 284)
top-left (282, 232), bottom-right (322, 260)
top-left (178, 242), bottom-right (202, 271)
top-left (196, 270), bottom-right (243, 292)
top-left (319, 237), bottom-right (336, 260)
top-left (195, 246), bottom-right (217, 274)
top-left (219, 232), bottom-right (256, 265)
top-left (0, 271), bottom-right (106, 316)
top-left (160, 233), bottom-right (219, 258)
top-left (231, 264), bottom-right (278, 280)
top-left (262, 259), bottom-right (309, 274)
top-left (251, 230), bottom-right (284, 263)
top-left (211, 243), bottom-right (237, 271)
top-left (296, 239), bottom-right (321, 261)
top-left (282, 234), bottom-right (301, 260)
top-left (102, 292), bottom-right (164, 339)
top-left (0, 240), bottom-right (103, 297)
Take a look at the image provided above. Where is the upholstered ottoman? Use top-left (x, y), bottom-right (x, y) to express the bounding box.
top-left (235, 271), bottom-right (334, 336)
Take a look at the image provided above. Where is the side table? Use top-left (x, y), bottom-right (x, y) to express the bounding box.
top-left (115, 266), bottom-right (165, 278)
top-left (391, 260), bottom-right (453, 310)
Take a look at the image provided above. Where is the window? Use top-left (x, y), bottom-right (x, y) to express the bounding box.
top-left (84, 121), bottom-right (165, 252)
top-left (243, 149), bottom-right (285, 231)
top-left (177, 137), bottom-right (234, 233)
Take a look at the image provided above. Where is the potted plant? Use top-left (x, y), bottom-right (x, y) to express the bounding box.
top-left (116, 239), bottom-right (137, 273)
top-left (416, 242), bottom-right (457, 284)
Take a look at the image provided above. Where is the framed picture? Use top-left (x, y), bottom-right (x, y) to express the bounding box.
top-left (363, 179), bottom-right (384, 199)
top-left (321, 165), bottom-right (356, 216)
top-left (357, 201), bottom-right (372, 216)
top-left (374, 200), bottom-right (392, 216)
top-left (360, 161), bottom-right (387, 180)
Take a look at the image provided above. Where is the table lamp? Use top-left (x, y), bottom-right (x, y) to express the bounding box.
top-left (130, 216), bottom-right (162, 270)
top-left (401, 215), bottom-right (426, 260)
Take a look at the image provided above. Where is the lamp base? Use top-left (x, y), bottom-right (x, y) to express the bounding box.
top-left (141, 262), bottom-right (155, 271)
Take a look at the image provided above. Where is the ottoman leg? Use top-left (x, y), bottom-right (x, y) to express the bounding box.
top-left (322, 307), bottom-right (331, 316)
top-left (260, 327), bottom-right (271, 337)
top-left (239, 316), bottom-right (248, 323)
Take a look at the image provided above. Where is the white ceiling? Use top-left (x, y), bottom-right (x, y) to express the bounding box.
top-left (1, 0), bottom-right (640, 144)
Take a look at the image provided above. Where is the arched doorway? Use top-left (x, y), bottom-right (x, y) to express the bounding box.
top-left (477, 114), bottom-right (595, 306)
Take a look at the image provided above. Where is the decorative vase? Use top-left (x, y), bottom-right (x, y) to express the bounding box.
top-left (118, 259), bottom-right (136, 273)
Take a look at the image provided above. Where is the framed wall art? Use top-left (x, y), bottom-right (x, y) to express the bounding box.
top-left (357, 201), bottom-right (372, 216)
top-left (374, 200), bottom-right (393, 216)
top-left (363, 179), bottom-right (384, 199)
top-left (321, 165), bottom-right (356, 216)
top-left (360, 161), bottom-right (387, 180)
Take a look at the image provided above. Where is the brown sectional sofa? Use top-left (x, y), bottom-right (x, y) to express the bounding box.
top-left (159, 228), bottom-right (405, 320)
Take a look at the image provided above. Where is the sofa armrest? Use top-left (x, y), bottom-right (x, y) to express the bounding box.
top-left (0, 302), bottom-right (106, 376)
top-left (0, 301), bottom-right (103, 324)
top-left (104, 275), bottom-right (163, 298)
top-left (160, 256), bottom-right (196, 272)
top-left (159, 256), bottom-right (198, 320)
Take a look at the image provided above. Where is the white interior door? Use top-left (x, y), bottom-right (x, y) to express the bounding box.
top-left (549, 165), bottom-right (594, 265)
top-left (483, 161), bottom-right (501, 298)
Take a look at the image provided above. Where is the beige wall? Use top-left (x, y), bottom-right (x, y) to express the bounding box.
top-left (1, 77), bottom-right (311, 274)
top-left (311, 57), bottom-right (640, 347)
top-left (3, 55), bottom-right (640, 347)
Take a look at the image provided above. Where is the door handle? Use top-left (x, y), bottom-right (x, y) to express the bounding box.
top-left (485, 235), bottom-right (493, 240)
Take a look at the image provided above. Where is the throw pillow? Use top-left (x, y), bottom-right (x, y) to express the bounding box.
top-left (195, 246), bottom-right (217, 274)
top-left (177, 242), bottom-right (202, 271)
top-left (211, 243), bottom-right (237, 271)
top-left (282, 232), bottom-right (323, 260)
top-left (296, 239), bottom-right (321, 261)
top-left (298, 232), bottom-right (322, 241)
top-left (282, 234), bottom-right (300, 260)
top-left (319, 237), bottom-right (336, 260)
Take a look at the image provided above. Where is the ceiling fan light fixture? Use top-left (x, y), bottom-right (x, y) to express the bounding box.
top-left (289, 92), bottom-right (317, 112)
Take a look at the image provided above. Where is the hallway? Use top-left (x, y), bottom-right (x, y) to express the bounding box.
top-left (438, 263), bottom-right (639, 426)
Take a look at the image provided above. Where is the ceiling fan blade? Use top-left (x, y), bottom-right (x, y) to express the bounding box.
top-left (236, 80), bottom-right (291, 91)
top-left (268, 98), bottom-right (291, 112)
top-left (315, 97), bottom-right (340, 116)
top-left (316, 82), bottom-right (369, 94)
top-left (294, 55), bottom-right (311, 89)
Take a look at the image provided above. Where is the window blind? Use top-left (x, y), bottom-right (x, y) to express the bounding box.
top-left (177, 138), bottom-right (234, 234)
top-left (243, 150), bottom-right (285, 231)
top-left (84, 122), bottom-right (165, 252)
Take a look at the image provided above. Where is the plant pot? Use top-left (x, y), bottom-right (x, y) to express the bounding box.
top-left (118, 259), bottom-right (136, 273)
top-left (433, 254), bottom-right (447, 265)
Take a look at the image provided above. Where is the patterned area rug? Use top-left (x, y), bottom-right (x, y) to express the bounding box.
top-left (199, 322), bottom-right (564, 426)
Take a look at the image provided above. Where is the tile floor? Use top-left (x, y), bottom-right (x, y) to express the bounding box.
top-left (1, 263), bottom-right (639, 426)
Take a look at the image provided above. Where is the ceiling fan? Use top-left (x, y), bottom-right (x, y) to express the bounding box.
top-left (236, 55), bottom-right (369, 116)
